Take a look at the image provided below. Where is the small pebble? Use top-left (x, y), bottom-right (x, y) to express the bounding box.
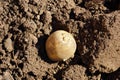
top-left (4, 38), bottom-right (13, 52)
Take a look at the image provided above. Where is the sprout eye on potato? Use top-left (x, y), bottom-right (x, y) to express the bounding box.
top-left (46, 30), bottom-right (77, 61)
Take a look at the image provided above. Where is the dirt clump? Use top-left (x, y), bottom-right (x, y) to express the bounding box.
top-left (62, 65), bottom-right (88, 80)
top-left (78, 11), bottom-right (120, 73)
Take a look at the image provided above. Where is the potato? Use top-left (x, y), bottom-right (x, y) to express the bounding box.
top-left (46, 30), bottom-right (76, 61)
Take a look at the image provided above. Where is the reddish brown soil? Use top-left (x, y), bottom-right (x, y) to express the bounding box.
top-left (0, 0), bottom-right (120, 80)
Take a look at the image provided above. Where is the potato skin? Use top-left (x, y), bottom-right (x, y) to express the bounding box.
top-left (46, 30), bottom-right (77, 61)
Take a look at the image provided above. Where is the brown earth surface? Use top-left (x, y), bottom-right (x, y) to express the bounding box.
top-left (0, 0), bottom-right (120, 80)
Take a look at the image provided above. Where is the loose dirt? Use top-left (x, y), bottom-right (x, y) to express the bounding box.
top-left (0, 0), bottom-right (120, 80)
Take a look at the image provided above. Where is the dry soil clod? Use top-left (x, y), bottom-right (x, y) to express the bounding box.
top-left (46, 30), bottom-right (77, 61)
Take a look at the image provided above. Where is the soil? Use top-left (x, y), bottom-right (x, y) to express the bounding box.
top-left (0, 0), bottom-right (120, 80)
